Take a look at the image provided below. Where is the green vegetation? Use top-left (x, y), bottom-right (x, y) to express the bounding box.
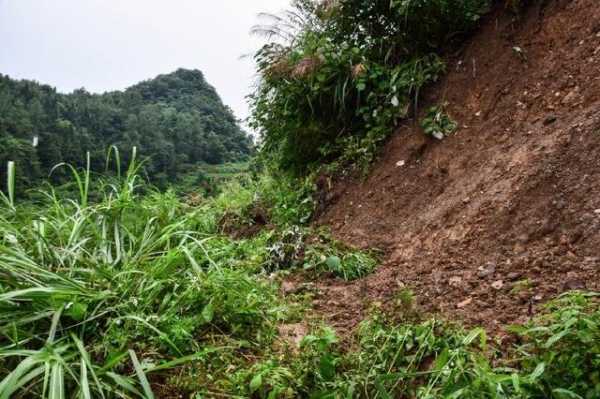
top-left (0, 156), bottom-right (280, 397)
top-left (0, 69), bottom-right (253, 193)
top-left (1, 1), bottom-right (599, 397)
top-left (250, 0), bottom-right (488, 173)
top-left (421, 104), bottom-right (458, 140)
top-left (0, 153), bottom-right (376, 397)
top-left (175, 162), bottom-right (251, 197)
top-left (1, 149), bottom-right (599, 398)
top-left (192, 292), bottom-right (600, 398)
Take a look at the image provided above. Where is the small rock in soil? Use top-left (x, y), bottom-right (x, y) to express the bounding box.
top-left (283, 282), bottom-right (316, 295)
top-left (457, 297), bottom-right (473, 308)
top-left (562, 87), bottom-right (580, 104)
top-left (477, 262), bottom-right (496, 278)
top-left (506, 271), bottom-right (523, 281)
top-left (543, 115), bottom-right (558, 125)
top-left (492, 280), bottom-right (504, 290)
top-left (449, 276), bottom-right (463, 287)
top-left (563, 279), bottom-right (586, 291)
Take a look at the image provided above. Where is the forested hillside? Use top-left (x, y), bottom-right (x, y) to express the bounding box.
top-left (0, 69), bottom-right (252, 191)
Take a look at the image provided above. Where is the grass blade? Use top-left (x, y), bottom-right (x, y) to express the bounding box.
top-left (80, 357), bottom-right (91, 399)
top-left (49, 362), bottom-right (64, 399)
top-left (128, 350), bottom-right (154, 399)
top-left (0, 356), bottom-right (38, 398)
top-left (72, 334), bottom-right (105, 399)
top-left (7, 161), bottom-right (15, 208)
top-left (105, 372), bottom-right (143, 397)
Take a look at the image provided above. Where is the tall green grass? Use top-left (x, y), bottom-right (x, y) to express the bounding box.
top-left (0, 161), bottom-right (15, 210)
top-left (0, 152), bottom-right (283, 397)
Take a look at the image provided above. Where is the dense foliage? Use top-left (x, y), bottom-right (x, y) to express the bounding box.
top-left (204, 291), bottom-right (600, 398)
top-left (0, 69), bottom-right (253, 192)
top-left (250, 0), bottom-right (489, 173)
top-left (0, 153), bottom-right (378, 397)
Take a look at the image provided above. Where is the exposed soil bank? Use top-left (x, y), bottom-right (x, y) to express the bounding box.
top-left (313, 0), bottom-right (600, 337)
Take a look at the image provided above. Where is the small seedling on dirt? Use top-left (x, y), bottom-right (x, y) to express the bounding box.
top-left (511, 278), bottom-right (533, 294)
top-left (421, 103), bottom-right (458, 140)
top-left (395, 288), bottom-right (416, 311)
top-left (389, 288), bottom-right (419, 322)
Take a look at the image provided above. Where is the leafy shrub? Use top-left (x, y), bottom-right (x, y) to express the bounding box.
top-left (251, 0), bottom-right (489, 173)
top-left (509, 292), bottom-right (600, 398)
top-left (303, 230), bottom-right (379, 280)
top-left (262, 227), bottom-right (379, 280)
top-left (210, 173), bottom-right (316, 229)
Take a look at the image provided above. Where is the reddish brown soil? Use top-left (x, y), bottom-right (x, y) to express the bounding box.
top-left (311, 0), bottom-right (600, 337)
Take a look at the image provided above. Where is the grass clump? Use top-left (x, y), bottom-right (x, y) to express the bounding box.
top-left (224, 292), bottom-right (600, 399)
top-left (210, 173), bottom-right (316, 230)
top-left (508, 291), bottom-right (600, 398)
top-left (0, 158), bottom-right (285, 397)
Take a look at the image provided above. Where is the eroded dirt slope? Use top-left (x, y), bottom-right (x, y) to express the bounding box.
top-left (312, 0), bottom-right (600, 337)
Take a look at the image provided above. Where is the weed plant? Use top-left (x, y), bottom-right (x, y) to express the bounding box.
top-left (227, 292), bottom-right (600, 398)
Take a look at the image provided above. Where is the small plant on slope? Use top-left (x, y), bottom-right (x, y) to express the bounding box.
top-left (421, 103), bottom-right (458, 140)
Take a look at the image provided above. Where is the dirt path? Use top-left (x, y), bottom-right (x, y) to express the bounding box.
top-left (300, 0), bottom-right (600, 337)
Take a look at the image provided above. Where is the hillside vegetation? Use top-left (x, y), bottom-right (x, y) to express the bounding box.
top-left (250, 0), bottom-right (488, 172)
top-left (1, 0), bottom-right (600, 398)
top-left (0, 69), bottom-right (252, 191)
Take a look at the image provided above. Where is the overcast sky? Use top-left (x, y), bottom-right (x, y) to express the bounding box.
top-left (0, 0), bottom-right (290, 126)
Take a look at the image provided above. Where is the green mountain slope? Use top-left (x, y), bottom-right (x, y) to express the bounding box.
top-left (0, 69), bottom-right (253, 191)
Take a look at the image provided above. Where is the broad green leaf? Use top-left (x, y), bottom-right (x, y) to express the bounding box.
top-left (325, 256), bottom-right (341, 271)
top-left (250, 374), bottom-right (263, 393)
